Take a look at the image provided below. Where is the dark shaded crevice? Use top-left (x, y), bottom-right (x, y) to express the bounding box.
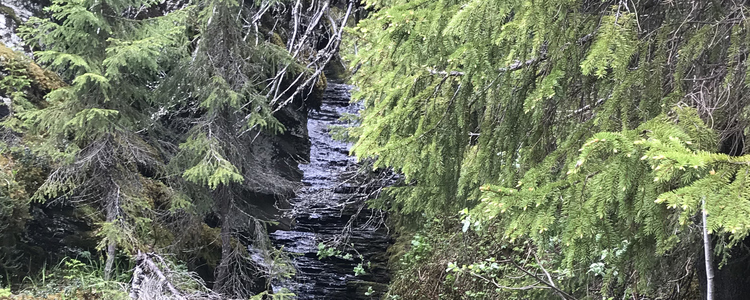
top-left (269, 83), bottom-right (392, 299)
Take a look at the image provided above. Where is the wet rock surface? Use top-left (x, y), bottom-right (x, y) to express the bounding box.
top-left (270, 83), bottom-right (391, 299)
top-left (0, 0), bottom-right (47, 51)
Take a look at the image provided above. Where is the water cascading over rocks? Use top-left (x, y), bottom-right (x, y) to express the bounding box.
top-left (270, 82), bottom-right (392, 299)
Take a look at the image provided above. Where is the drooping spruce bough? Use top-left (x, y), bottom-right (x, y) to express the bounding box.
top-left (350, 0), bottom-right (750, 299)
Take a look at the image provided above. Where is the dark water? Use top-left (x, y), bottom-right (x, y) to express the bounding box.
top-left (269, 83), bottom-right (391, 299)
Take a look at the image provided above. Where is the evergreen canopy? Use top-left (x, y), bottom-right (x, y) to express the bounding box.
top-left (350, 0), bottom-right (750, 298)
top-left (0, 0), bottom-right (348, 297)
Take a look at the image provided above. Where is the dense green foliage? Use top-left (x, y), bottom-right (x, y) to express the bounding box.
top-left (349, 0), bottom-right (750, 298)
top-left (0, 0), bottom-right (343, 298)
top-left (19, 1), bottom-right (190, 284)
top-left (8, 0), bottom-right (750, 298)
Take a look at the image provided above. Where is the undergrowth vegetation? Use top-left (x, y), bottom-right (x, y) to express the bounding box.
top-left (2, 255), bottom-right (130, 300)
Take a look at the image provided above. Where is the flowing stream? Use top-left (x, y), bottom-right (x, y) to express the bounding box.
top-left (270, 83), bottom-right (391, 299)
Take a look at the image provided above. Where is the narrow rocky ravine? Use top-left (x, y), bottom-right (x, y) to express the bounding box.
top-left (269, 83), bottom-right (391, 299)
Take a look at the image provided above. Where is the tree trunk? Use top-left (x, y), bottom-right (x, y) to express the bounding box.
top-left (104, 241), bottom-right (116, 281)
top-left (213, 217), bottom-right (232, 290)
top-left (702, 197), bottom-right (714, 300)
top-left (104, 181), bottom-right (121, 281)
top-left (213, 185), bottom-right (232, 291)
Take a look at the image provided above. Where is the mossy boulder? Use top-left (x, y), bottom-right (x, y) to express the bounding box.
top-left (306, 72), bottom-right (327, 109)
top-left (324, 55), bottom-right (350, 81)
top-left (0, 42), bottom-right (65, 117)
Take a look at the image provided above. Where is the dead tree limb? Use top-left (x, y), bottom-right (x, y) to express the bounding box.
top-left (270, 0), bottom-right (354, 113)
top-left (509, 260), bottom-right (578, 300)
top-left (130, 251), bottom-right (186, 300)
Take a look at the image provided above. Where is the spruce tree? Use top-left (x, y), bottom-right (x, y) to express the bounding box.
top-left (350, 0), bottom-right (750, 298)
top-left (166, 0), bottom-right (353, 296)
top-left (10, 0), bottom-right (353, 297)
top-left (20, 0), bottom-right (188, 280)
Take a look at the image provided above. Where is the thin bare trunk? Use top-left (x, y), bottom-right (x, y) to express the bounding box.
top-left (104, 242), bottom-right (116, 281)
top-left (214, 219), bottom-right (232, 288)
top-left (510, 260), bottom-right (577, 300)
top-left (702, 197), bottom-right (714, 300)
top-left (213, 186), bottom-right (233, 291)
top-left (104, 183), bottom-right (121, 281)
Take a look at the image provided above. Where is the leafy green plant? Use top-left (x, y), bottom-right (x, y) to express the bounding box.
top-left (353, 263), bottom-right (367, 276)
top-left (9, 255), bottom-right (129, 299)
top-left (364, 286), bottom-right (375, 296)
top-left (401, 234), bottom-right (431, 266)
top-left (250, 289), bottom-right (296, 300)
top-left (0, 287), bottom-right (10, 297)
top-left (317, 242), bottom-right (373, 278)
top-left (317, 243), bottom-right (343, 260)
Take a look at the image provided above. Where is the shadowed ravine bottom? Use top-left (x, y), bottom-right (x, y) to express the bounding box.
top-left (269, 83), bottom-right (391, 299)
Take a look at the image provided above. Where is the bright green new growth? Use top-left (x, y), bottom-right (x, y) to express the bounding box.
top-left (350, 0), bottom-right (750, 298)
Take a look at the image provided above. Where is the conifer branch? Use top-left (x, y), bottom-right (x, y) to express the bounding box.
top-left (131, 251), bottom-right (186, 300)
top-left (417, 81), bottom-right (462, 139)
top-left (428, 32), bottom-right (593, 77)
top-left (509, 260), bottom-right (577, 300)
top-left (564, 98), bottom-right (607, 119)
top-left (428, 55), bottom-right (547, 77)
